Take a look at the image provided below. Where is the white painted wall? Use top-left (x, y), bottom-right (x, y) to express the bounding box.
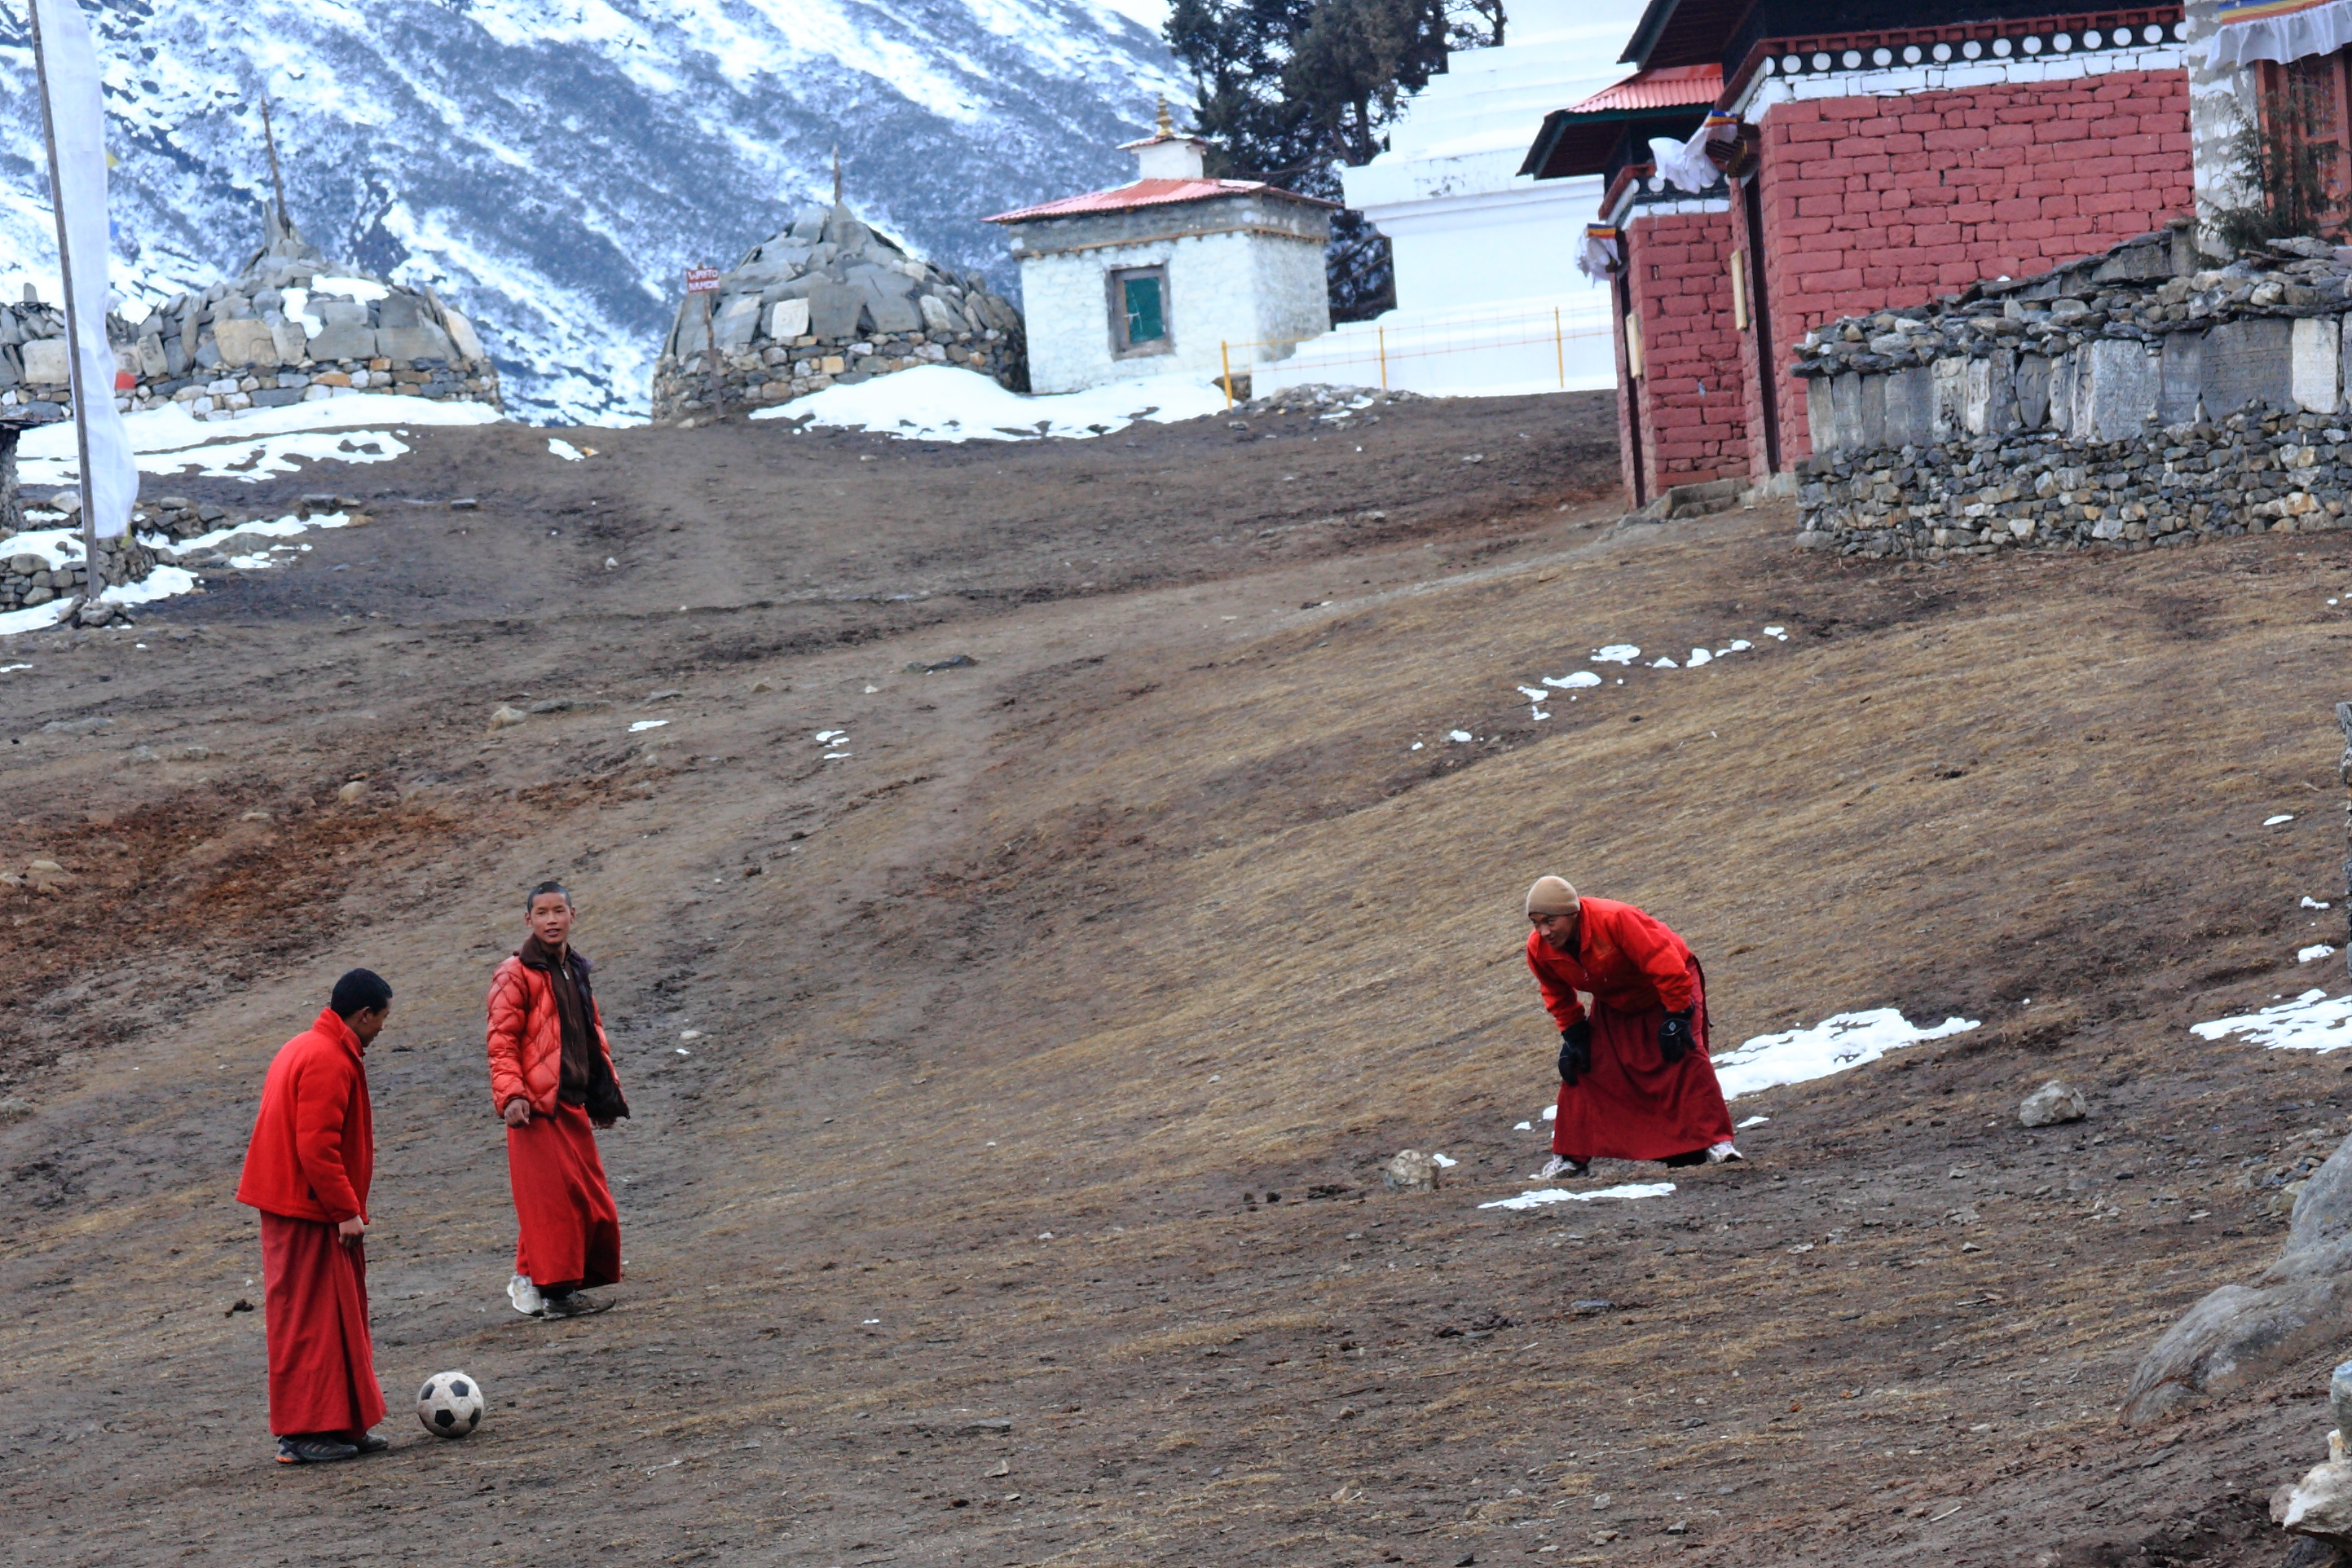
top-left (1018, 229), bottom-right (1328, 394)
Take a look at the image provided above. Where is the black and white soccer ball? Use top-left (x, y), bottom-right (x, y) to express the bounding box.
top-left (416, 1370), bottom-right (485, 1438)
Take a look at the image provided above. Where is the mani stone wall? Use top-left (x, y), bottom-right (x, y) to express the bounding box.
top-left (1792, 231), bottom-right (2352, 558)
top-left (650, 202), bottom-right (1025, 425)
top-left (0, 214), bottom-right (503, 425)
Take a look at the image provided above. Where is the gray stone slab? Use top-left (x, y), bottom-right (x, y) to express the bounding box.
top-left (376, 293), bottom-right (425, 330)
top-left (2047, 351), bottom-right (2076, 434)
top-left (712, 294), bottom-right (762, 353)
top-left (1808, 379), bottom-right (1834, 456)
top-left (2200, 316), bottom-right (2293, 416)
top-left (1932, 356), bottom-right (1967, 441)
top-left (2018, 354), bottom-right (2051, 429)
top-left (2296, 315), bottom-right (2341, 413)
top-left (306, 324), bottom-right (375, 362)
top-left (2160, 332), bottom-right (2202, 425)
top-left (249, 387), bottom-right (304, 407)
top-left (2077, 337), bottom-right (2158, 442)
top-left (376, 323), bottom-right (456, 363)
top-left (21, 338), bottom-right (68, 384)
top-left (1829, 372), bottom-right (1862, 454)
top-left (1881, 365), bottom-right (1934, 449)
top-left (808, 282), bottom-right (865, 340)
top-left (316, 297), bottom-right (370, 327)
top-left (859, 276), bottom-right (923, 334)
top-left (270, 319), bottom-right (308, 364)
top-left (1857, 371), bottom-right (1887, 451)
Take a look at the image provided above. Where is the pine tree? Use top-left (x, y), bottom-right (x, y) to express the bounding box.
top-left (1166, 0), bottom-right (1492, 322)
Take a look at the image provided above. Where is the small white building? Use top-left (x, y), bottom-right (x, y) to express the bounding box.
top-left (986, 111), bottom-right (1334, 395)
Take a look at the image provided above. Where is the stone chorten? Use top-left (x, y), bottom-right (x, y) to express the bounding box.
top-left (650, 199), bottom-right (1025, 424)
top-left (99, 209), bottom-right (503, 422)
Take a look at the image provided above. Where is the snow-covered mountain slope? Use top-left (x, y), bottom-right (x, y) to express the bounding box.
top-left (0, 0), bottom-right (1183, 423)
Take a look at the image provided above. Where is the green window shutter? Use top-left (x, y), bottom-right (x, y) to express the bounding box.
top-left (1124, 275), bottom-right (1164, 344)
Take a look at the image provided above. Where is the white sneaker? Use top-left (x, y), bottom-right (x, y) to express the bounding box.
top-left (1538, 1155), bottom-right (1590, 1181)
top-left (1707, 1141), bottom-right (1746, 1165)
top-left (506, 1273), bottom-right (544, 1316)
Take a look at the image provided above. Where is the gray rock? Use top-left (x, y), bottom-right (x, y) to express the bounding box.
top-left (212, 318), bottom-right (280, 369)
top-left (958, 1418), bottom-right (1012, 1435)
top-left (1382, 1149), bottom-right (1440, 1191)
top-left (2125, 1129), bottom-right (2352, 1424)
top-left (39, 715), bottom-right (112, 735)
top-left (807, 282), bottom-right (865, 341)
top-left (0, 1095), bottom-right (31, 1123)
top-left (376, 322), bottom-right (456, 363)
top-left (487, 704), bottom-right (528, 731)
top-left (377, 293), bottom-right (425, 330)
top-left (2019, 1079), bottom-right (2087, 1126)
top-left (305, 322), bottom-right (375, 361)
top-left (2278, 1459), bottom-right (2352, 1553)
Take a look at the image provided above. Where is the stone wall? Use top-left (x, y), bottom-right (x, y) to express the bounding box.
top-left (650, 202), bottom-right (1025, 425)
top-left (1751, 66), bottom-right (2193, 468)
top-left (1791, 232), bottom-right (2352, 557)
top-left (2, 216), bottom-right (503, 424)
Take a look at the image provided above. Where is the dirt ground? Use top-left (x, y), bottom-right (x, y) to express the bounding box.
top-left (6, 386), bottom-right (2352, 1567)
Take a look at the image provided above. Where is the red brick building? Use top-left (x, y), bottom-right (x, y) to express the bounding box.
top-left (1523, 2), bottom-right (2195, 504)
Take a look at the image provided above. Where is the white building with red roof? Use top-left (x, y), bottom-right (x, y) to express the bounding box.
top-left (985, 108), bottom-right (1335, 395)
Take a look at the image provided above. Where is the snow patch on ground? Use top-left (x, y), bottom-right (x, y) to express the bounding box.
top-left (1737, 1115), bottom-right (1769, 1129)
top-left (18, 394), bottom-right (500, 487)
top-left (751, 365), bottom-right (1227, 443)
top-left (2302, 944), bottom-right (2339, 963)
top-left (1710, 1010), bottom-right (1982, 1100)
top-left (2193, 989), bottom-right (2352, 1052)
top-left (1480, 1182), bottom-right (1676, 1211)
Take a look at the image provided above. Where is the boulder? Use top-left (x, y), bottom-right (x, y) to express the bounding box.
top-left (2125, 1129), bottom-right (2352, 1424)
top-left (376, 322), bottom-right (456, 364)
top-left (2019, 1080), bottom-right (2088, 1127)
top-left (1382, 1149), bottom-right (1440, 1192)
top-left (212, 317), bottom-right (280, 368)
top-left (443, 309), bottom-right (485, 363)
top-left (20, 337), bottom-right (68, 385)
top-left (2278, 1459), bottom-right (2352, 1553)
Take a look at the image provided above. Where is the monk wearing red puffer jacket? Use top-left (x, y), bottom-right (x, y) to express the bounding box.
top-left (487, 881), bottom-right (628, 1319)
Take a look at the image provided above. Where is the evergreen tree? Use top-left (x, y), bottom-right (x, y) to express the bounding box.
top-left (1166, 0), bottom-right (1496, 322)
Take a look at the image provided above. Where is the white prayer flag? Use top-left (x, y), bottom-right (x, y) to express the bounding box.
top-left (32, 0), bottom-right (138, 540)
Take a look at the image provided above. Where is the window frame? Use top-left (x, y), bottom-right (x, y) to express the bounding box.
top-left (1108, 265), bottom-right (1174, 359)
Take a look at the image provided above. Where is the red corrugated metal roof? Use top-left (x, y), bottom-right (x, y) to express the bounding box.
top-left (1561, 63), bottom-right (1723, 116)
top-left (984, 178), bottom-right (1336, 223)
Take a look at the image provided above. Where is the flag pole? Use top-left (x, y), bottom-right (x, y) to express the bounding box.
top-left (25, 0), bottom-right (104, 584)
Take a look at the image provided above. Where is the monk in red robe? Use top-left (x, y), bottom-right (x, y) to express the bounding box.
top-left (1523, 877), bottom-right (1741, 1178)
top-left (487, 880), bottom-right (628, 1319)
top-left (236, 969), bottom-right (394, 1464)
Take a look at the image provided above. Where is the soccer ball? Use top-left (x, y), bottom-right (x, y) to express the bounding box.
top-left (416, 1371), bottom-right (485, 1438)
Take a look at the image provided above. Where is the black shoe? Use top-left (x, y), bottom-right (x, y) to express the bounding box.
top-left (540, 1291), bottom-right (610, 1319)
top-left (275, 1434), bottom-right (359, 1464)
top-left (349, 1430), bottom-right (390, 1455)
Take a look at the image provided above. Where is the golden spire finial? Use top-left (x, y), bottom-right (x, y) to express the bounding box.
top-left (1155, 95), bottom-right (1173, 138)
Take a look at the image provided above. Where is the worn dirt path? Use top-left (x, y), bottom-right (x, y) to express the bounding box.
top-left (4, 390), bottom-right (2352, 1567)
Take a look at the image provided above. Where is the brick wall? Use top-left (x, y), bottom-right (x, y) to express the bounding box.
top-left (1622, 209), bottom-right (1750, 493)
top-left (1754, 68), bottom-right (2191, 468)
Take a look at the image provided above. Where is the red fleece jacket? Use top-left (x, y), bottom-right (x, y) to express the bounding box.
top-left (236, 1007), bottom-right (374, 1225)
top-left (1525, 896), bottom-right (1699, 1028)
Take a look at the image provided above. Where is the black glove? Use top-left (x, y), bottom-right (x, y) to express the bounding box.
top-left (1658, 1008), bottom-right (1696, 1064)
top-left (1557, 1020), bottom-right (1592, 1086)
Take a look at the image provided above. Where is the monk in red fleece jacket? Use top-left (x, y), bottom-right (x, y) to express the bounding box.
top-left (1523, 877), bottom-right (1740, 1178)
top-left (236, 968), bottom-right (394, 1465)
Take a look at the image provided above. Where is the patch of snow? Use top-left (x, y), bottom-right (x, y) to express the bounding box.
top-left (1429, 1153), bottom-right (1458, 1168)
top-left (1590, 645), bottom-right (1641, 664)
top-left (630, 720), bottom-right (668, 733)
top-left (548, 438), bottom-right (585, 460)
top-left (1410, 741), bottom-right (1423, 751)
top-left (823, 751), bottom-right (852, 760)
top-left (752, 365), bottom-right (1226, 443)
top-left (1727, 639), bottom-right (1751, 651)
top-left (0, 528), bottom-right (82, 568)
top-left (1515, 685), bottom-right (1548, 701)
top-left (2306, 897), bottom-right (2334, 910)
top-left (1480, 1182), bottom-right (1676, 1211)
top-left (1686, 648), bottom-right (1711, 667)
top-left (1737, 1115), bottom-right (1769, 1130)
top-left (20, 394), bottom-right (498, 486)
top-left (0, 601), bottom-right (71, 636)
top-left (101, 566), bottom-right (199, 606)
top-left (1711, 1010), bottom-right (1982, 1100)
top-left (1447, 729), bottom-right (1473, 743)
top-left (1763, 625), bottom-right (1788, 640)
top-left (2266, 814), bottom-right (2296, 826)
top-left (2302, 944), bottom-right (2338, 963)
top-left (1542, 1103), bottom-right (1557, 1121)
top-left (0, 662), bottom-right (29, 673)
top-left (1513, 1121), bottom-right (1532, 1130)
top-left (2193, 988), bottom-right (2352, 1051)
top-left (814, 729), bottom-right (848, 743)
top-left (160, 510), bottom-right (355, 556)
top-left (1543, 672), bottom-right (1601, 689)
top-left (1649, 657), bottom-right (1678, 669)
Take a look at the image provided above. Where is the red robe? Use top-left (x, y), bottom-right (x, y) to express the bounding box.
top-left (237, 1008), bottom-right (386, 1436)
top-left (1526, 898), bottom-right (1734, 1163)
top-left (509, 1101), bottom-right (623, 1291)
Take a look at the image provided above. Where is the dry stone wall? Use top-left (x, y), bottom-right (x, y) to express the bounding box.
top-left (650, 202), bottom-right (1024, 424)
top-left (1793, 231), bottom-right (2352, 558)
top-left (0, 215), bottom-right (501, 425)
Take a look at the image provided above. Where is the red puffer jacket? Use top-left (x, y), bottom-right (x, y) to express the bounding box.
top-left (486, 949), bottom-right (623, 1117)
top-left (236, 1007), bottom-right (374, 1224)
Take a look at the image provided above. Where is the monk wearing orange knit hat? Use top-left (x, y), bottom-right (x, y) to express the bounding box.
top-left (1523, 876), bottom-right (1740, 1178)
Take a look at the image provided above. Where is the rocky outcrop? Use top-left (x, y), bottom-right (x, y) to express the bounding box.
top-left (2125, 1130), bottom-right (2352, 1425)
top-left (650, 201), bottom-right (1024, 424)
top-left (0, 212), bottom-right (501, 425)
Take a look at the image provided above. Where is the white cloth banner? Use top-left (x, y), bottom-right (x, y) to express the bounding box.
top-left (33, 0), bottom-right (137, 540)
top-left (1649, 133), bottom-right (1721, 196)
top-left (2207, 0), bottom-right (2352, 67)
